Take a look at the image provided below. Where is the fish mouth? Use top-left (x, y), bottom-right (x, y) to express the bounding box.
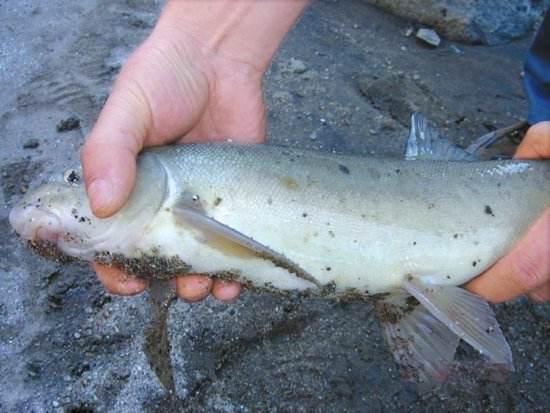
top-left (9, 206), bottom-right (63, 242)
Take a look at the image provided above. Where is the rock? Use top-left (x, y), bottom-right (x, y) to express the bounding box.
top-left (22, 138), bottom-right (40, 149)
top-left (56, 116), bottom-right (81, 132)
top-left (416, 28), bottom-right (441, 47)
top-left (364, 0), bottom-right (550, 45)
top-left (288, 57), bottom-right (307, 74)
top-left (448, 44), bottom-right (464, 54)
top-left (272, 91), bottom-right (292, 103)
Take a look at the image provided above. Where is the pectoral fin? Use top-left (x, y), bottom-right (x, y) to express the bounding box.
top-left (173, 200), bottom-right (320, 287)
top-left (377, 276), bottom-right (513, 389)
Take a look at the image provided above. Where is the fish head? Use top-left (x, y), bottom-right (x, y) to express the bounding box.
top-left (9, 153), bottom-right (168, 260)
top-left (9, 178), bottom-right (118, 259)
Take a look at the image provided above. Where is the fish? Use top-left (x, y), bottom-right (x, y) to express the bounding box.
top-left (9, 114), bottom-right (550, 389)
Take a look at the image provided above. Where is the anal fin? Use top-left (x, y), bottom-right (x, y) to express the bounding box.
top-left (377, 276), bottom-right (513, 389)
top-left (403, 277), bottom-right (513, 370)
top-left (376, 290), bottom-right (459, 390)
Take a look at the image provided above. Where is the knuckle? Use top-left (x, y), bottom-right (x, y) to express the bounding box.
top-left (514, 254), bottom-right (548, 291)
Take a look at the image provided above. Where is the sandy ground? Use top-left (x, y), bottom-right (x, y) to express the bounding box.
top-left (1, 0), bottom-right (549, 412)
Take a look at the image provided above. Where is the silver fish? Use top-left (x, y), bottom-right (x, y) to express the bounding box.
top-left (9, 114), bottom-right (549, 388)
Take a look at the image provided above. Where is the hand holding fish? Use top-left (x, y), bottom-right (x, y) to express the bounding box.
top-left (80, 0), bottom-right (309, 302)
top-left (467, 122), bottom-right (550, 303)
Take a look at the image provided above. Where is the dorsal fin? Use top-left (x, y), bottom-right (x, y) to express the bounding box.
top-left (405, 113), bottom-right (478, 161)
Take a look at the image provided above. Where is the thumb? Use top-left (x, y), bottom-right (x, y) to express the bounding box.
top-left (465, 209), bottom-right (550, 303)
top-left (81, 74), bottom-right (152, 218)
top-left (515, 121), bottom-right (550, 159)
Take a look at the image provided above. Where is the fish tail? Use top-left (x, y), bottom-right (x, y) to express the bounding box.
top-left (375, 276), bottom-right (513, 390)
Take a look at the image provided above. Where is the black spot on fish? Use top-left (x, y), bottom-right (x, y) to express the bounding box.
top-left (326, 266), bottom-right (332, 271)
top-left (302, 212), bottom-right (308, 218)
top-left (267, 197), bottom-right (273, 205)
top-left (338, 164), bottom-right (350, 175)
top-left (395, 169), bottom-right (401, 174)
top-left (472, 261), bottom-right (477, 267)
top-left (213, 197), bottom-right (222, 207)
top-left (428, 203), bottom-right (436, 209)
top-left (446, 275), bottom-right (451, 279)
top-left (406, 296), bottom-right (420, 307)
top-left (328, 230), bottom-right (335, 238)
top-left (484, 205), bottom-right (495, 216)
top-left (453, 233), bottom-right (459, 239)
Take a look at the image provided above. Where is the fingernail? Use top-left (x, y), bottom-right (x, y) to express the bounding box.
top-left (120, 277), bottom-right (147, 295)
top-left (213, 281), bottom-right (241, 303)
top-left (88, 179), bottom-right (114, 217)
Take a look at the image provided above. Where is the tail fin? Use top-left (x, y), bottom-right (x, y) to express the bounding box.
top-left (376, 276), bottom-right (513, 390)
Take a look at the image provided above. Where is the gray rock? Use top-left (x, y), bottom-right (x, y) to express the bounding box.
top-left (288, 57), bottom-right (308, 74)
top-left (22, 138), bottom-right (40, 149)
top-left (416, 27), bottom-right (441, 47)
top-left (365, 0), bottom-right (549, 45)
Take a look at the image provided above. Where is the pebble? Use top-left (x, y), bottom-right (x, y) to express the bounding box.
top-left (22, 138), bottom-right (40, 149)
top-left (416, 28), bottom-right (441, 47)
top-left (56, 116), bottom-right (81, 132)
top-left (273, 91), bottom-right (291, 103)
top-left (449, 44), bottom-right (464, 54)
top-left (288, 57), bottom-right (307, 74)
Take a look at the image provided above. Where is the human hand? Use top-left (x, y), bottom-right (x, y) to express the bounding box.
top-left (466, 122), bottom-right (550, 303)
top-left (81, 11), bottom-right (267, 302)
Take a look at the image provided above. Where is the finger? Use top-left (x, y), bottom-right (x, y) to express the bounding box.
top-left (80, 70), bottom-right (151, 218)
top-left (528, 283), bottom-right (550, 303)
top-left (211, 279), bottom-right (242, 303)
top-left (175, 274), bottom-right (213, 302)
top-left (515, 121), bottom-right (550, 159)
top-left (466, 209), bottom-right (550, 303)
top-left (93, 262), bottom-right (148, 296)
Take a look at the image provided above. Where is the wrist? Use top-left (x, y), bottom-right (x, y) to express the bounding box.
top-left (158, 0), bottom-right (309, 73)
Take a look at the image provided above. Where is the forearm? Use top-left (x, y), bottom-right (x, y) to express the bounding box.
top-left (158, 0), bottom-right (310, 72)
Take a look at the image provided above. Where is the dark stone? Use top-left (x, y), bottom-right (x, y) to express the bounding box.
top-left (56, 116), bottom-right (81, 132)
top-left (22, 138), bottom-right (40, 149)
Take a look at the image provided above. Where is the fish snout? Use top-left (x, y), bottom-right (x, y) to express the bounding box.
top-left (9, 206), bottom-right (63, 242)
